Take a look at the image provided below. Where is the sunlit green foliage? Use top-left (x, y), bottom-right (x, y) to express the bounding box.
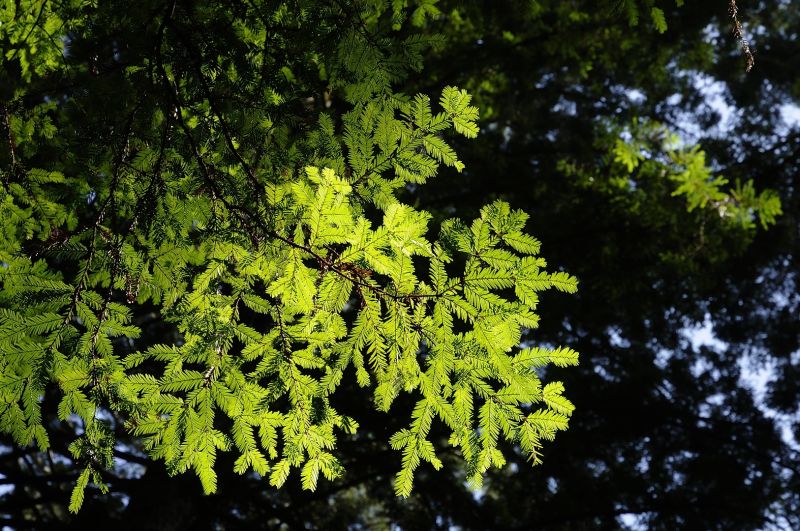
top-left (610, 121), bottom-right (782, 229)
top-left (1, 0), bottom-right (785, 516)
top-left (0, 0), bottom-right (579, 510)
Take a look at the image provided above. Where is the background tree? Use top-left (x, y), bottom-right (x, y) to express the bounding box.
top-left (1, 1), bottom-right (798, 530)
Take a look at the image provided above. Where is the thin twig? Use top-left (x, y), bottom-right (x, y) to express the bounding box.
top-left (729, 0), bottom-right (754, 72)
top-left (2, 105), bottom-right (18, 187)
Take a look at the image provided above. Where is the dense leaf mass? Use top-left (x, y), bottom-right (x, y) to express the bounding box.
top-left (1, 0), bottom-right (798, 530)
top-left (0, 0), bottom-right (584, 512)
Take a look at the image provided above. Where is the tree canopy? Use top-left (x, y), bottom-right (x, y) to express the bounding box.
top-left (1, 0), bottom-right (798, 529)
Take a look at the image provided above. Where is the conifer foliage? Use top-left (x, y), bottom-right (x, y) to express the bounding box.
top-left (0, 0), bottom-right (578, 509)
